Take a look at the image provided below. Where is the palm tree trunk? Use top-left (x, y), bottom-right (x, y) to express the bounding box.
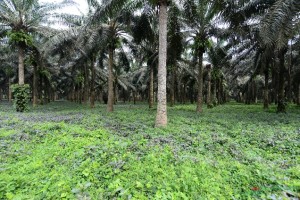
top-left (90, 60), bottom-right (96, 108)
top-left (297, 84), bottom-right (300, 106)
top-left (83, 64), bottom-right (89, 104)
top-left (8, 78), bottom-right (12, 103)
top-left (18, 46), bottom-right (25, 85)
top-left (133, 90), bottom-right (137, 105)
top-left (277, 50), bottom-right (286, 113)
top-left (263, 68), bottom-right (269, 109)
top-left (206, 64), bottom-right (212, 108)
top-left (155, 1), bottom-right (168, 127)
top-left (149, 66), bottom-right (154, 108)
top-left (212, 79), bottom-right (217, 105)
top-left (114, 82), bottom-right (118, 104)
top-left (219, 78), bottom-right (224, 104)
top-left (107, 48), bottom-right (114, 112)
top-left (287, 42), bottom-right (293, 102)
top-left (183, 83), bottom-right (186, 104)
top-left (272, 62), bottom-right (279, 104)
top-left (189, 82), bottom-right (194, 104)
top-left (196, 51), bottom-right (204, 112)
top-left (170, 65), bottom-right (175, 107)
top-left (33, 64), bottom-right (38, 107)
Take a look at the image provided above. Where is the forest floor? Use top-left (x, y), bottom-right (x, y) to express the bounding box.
top-left (0, 101), bottom-right (299, 199)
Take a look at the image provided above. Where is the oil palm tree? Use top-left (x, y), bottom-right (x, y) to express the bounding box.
top-left (182, 0), bottom-right (224, 113)
top-left (89, 0), bottom-right (169, 126)
top-left (260, 0), bottom-right (300, 112)
top-left (87, 0), bottom-right (136, 112)
top-left (0, 0), bottom-right (71, 86)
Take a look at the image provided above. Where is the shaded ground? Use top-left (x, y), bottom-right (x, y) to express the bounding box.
top-left (0, 101), bottom-right (299, 199)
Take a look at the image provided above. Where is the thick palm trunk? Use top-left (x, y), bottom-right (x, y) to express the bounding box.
top-left (206, 64), bottom-right (212, 108)
top-left (107, 48), bottom-right (114, 112)
top-left (263, 68), bottom-right (269, 109)
top-left (33, 64), bottom-right (38, 107)
top-left (155, 1), bottom-right (168, 127)
top-left (196, 51), bottom-right (204, 112)
top-left (18, 46), bottom-right (25, 85)
top-left (149, 66), bottom-right (154, 108)
top-left (90, 60), bottom-right (96, 108)
top-left (277, 50), bottom-right (286, 113)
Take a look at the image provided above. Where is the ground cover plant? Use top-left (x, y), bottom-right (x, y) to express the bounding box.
top-left (0, 101), bottom-right (299, 199)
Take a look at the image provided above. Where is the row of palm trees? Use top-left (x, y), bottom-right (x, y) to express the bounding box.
top-left (0, 0), bottom-right (299, 126)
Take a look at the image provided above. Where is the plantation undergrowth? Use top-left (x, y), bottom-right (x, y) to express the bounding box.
top-left (0, 101), bottom-right (299, 199)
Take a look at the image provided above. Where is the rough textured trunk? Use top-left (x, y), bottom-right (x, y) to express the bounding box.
top-left (297, 84), bottom-right (300, 105)
top-left (196, 51), bottom-right (204, 112)
top-left (99, 88), bottom-right (103, 103)
top-left (47, 82), bottom-right (51, 103)
top-left (83, 64), bottom-right (89, 104)
top-left (212, 79), bottom-right (217, 105)
top-left (107, 48), bottom-right (114, 112)
top-left (206, 64), bottom-right (212, 108)
top-left (287, 43), bottom-right (293, 102)
top-left (33, 64), bottom-right (38, 107)
top-left (263, 68), bottom-right (269, 109)
top-left (78, 83), bottom-right (83, 104)
top-left (218, 78), bottom-right (224, 104)
top-left (71, 86), bottom-right (75, 102)
top-left (189, 82), bottom-right (194, 104)
top-left (133, 90), bottom-right (137, 105)
top-left (114, 82), bottom-right (118, 104)
top-left (18, 46), bottom-right (25, 85)
top-left (8, 78), bottom-right (12, 102)
top-left (170, 65), bottom-right (175, 107)
top-left (277, 50), bottom-right (286, 113)
top-left (149, 66), bottom-right (154, 108)
top-left (90, 60), bottom-right (96, 108)
top-left (252, 81), bottom-right (256, 103)
top-left (155, 1), bottom-right (168, 127)
top-left (272, 61), bottom-right (279, 104)
top-left (183, 84), bottom-right (186, 104)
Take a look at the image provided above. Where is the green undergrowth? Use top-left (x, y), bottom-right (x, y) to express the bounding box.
top-left (0, 101), bottom-right (299, 199)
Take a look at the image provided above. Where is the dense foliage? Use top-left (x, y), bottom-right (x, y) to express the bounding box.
top-left (0, 102), bottom-right (299, 199)
top-left (11, 84), bottom-right (30, 112)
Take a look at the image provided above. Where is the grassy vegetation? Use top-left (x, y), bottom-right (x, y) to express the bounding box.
top-left (0, 101), bottom-right (299, 199)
